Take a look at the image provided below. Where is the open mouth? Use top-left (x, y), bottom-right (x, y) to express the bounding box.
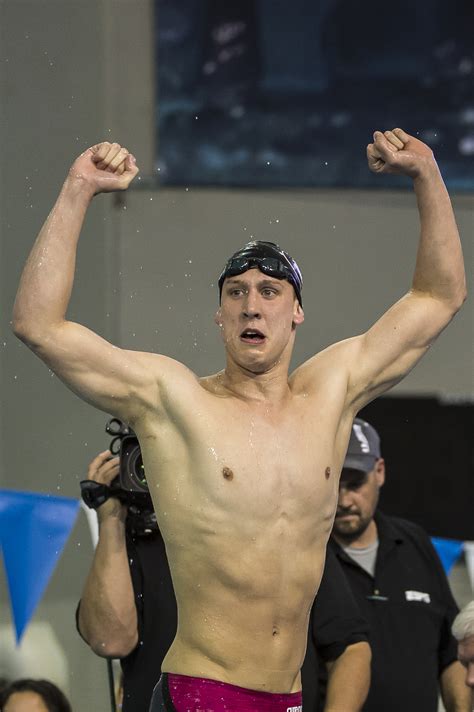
top-left (240, 328), bottom-right (266, 344)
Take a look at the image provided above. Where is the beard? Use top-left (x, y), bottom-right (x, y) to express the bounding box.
top-left (333, 511), bottom-right (373, 545)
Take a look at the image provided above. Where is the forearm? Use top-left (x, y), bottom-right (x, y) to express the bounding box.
top-left (411, 164), bottom-right (466, 308)
top-left (440, 660), bottom-right (472, 712)
top-left (12, 176), bottom-right (94, 342)
top-left (78, 515), bottom-right (138, 657)
top-left (324, 642), bottom-right (371, 712)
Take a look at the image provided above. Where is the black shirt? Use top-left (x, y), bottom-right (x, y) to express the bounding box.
top-left (329, 511), bottom-right (460, 712)
top-left (121, 529), bottom-right (177, 712)
top-left (302, 546), bottom-right (369, 711)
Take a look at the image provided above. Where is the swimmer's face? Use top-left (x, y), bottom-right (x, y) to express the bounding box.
top-left (333, 459), bottom-right (385, 544)
top-left (215, 267), bottom-right (304, 372)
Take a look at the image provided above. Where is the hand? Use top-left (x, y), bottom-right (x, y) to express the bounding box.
top-left (87, 450), bottom-right (126, 522)
top-left (67, 141), bottom-right (139, 196)
top-left (367, 128), bottom-right (436, 179)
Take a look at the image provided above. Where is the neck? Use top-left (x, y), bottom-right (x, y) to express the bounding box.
top-left (219, 360), bottom-right (292, 404)
top-left (334, 519), bottom-right (378, 549)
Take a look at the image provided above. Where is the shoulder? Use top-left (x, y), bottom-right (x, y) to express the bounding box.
top-left (380, 512), bottom-right (429, 538)
top-left (291, 336), bottom-right (362, 392)
top-left (129, 351), bottom-right (199, 383)
top-left (378, 512), bottom-right (437, 556)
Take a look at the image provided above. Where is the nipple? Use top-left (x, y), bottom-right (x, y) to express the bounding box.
top-left (325, 466), bottom-right (331, 480)
top-left (223, 467), bottom-right (234, 481)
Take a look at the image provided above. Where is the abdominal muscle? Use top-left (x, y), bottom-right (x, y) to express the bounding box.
top-left (161, 537), bottom-right (327, 693)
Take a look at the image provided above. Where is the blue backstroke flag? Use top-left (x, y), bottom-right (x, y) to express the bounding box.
top-left (431, 537), bottom-right (464, 576)
top-left (0, 489), bottom-right (80, 643)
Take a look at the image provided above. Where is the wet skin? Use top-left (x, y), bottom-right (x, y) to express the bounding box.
top-left (132, 270), bottom-right (357, 692)
top-left (13, 130), bottom-right (466, 697)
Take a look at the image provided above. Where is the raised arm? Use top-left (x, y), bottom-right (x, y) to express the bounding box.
top-left (77, 451), bottom-right (138, 658)
top-left (345, 128), bottom-right (467, 411)
top-left (12, 143), bottom-right (168, 423)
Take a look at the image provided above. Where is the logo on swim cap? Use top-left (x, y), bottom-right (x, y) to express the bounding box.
top-left (218, 241), bottom-right (303, 306)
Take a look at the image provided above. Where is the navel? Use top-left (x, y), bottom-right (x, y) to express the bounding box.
top-left (222, 466), bottom-right (234, 481)
top-left (325, 466), bottom-right (331, 480)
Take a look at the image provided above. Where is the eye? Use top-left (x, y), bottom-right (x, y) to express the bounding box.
top-left (228, 287), bottom-right (244, 297)
top-left (262, 287), bottom-right (277, 297)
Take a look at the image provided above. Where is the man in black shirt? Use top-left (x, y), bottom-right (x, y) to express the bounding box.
top-left (330, 418), bottom-right (470, 712)
top-left (77, 450), bottom-right (371, 712)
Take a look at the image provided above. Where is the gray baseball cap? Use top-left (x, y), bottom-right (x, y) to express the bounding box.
top-left (343, 418), bottom-right (381, 473)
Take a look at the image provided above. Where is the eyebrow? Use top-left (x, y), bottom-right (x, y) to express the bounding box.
top-left (225, 278), bottom-right (283, 288)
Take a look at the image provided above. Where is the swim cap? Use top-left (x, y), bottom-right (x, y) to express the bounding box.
top-left (218, 241), bottom-right (303, 306)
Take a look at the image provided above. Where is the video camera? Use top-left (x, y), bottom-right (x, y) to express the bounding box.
top-left (80, 418), bottom-right (158, 535)
top-left (106, 418), bottom-right (158, 535)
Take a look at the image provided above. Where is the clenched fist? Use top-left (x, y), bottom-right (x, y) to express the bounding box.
top-left (367, 128), bottom-right (437, 180)
top-left (68, 141), bottom-right (139, 196)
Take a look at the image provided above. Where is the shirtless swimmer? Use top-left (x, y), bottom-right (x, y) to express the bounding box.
top-left (12, 129), bottom-right (466, 712)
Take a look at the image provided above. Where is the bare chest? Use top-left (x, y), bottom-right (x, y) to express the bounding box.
top-left (142, 396), bottom-right (342, 532)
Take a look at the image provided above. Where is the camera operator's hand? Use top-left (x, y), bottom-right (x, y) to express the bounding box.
top-left (88, 450), bottom-right (126, 524)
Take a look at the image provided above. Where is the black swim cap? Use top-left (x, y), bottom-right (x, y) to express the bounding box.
top-left (218, 241), bottom-right (303, 306)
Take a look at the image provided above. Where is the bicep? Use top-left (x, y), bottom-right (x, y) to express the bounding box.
top-left (29, 320), bottom-right (160, 421)
top-left (347, 291), bottom-right (457, 411)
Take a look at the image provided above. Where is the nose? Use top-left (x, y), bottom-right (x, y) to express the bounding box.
top-left (338, 486), bottom-right (354, 509)
top-left (242, 289), bottom-right (261, 319)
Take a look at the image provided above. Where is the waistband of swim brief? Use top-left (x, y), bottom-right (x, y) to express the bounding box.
top-left (166, 672), bottom-right (302, 712)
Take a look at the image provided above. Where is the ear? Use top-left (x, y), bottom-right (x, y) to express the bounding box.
top-left (293, 302), bottom-right (305, 326)
top-left (374, 458), bottom-right (385, 488)
top-left (214, 308), bottom-right (223, 327)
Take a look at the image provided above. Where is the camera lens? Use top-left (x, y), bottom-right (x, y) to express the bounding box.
top-left (132, 451), bottom-right (147, 487)
top-left (127, 448), bottom-right (147, 490)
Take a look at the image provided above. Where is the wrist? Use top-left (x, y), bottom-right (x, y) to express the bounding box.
top-left (412, 158), bottom-right (441, 185)
top-left (62, 173), bottom-right (96, 203)
top-left (97, 501), bottom-right (127, 527)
